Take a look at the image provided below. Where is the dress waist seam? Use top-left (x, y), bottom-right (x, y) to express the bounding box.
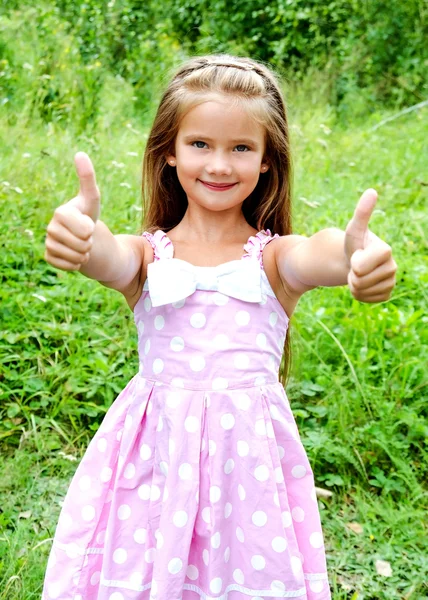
top-left (139, 374), bottom-right (281, 392)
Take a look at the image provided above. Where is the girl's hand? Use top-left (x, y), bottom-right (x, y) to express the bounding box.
top-left (344, 189), bottom-right (397, 303)
top-left (45, 152), bottom-right (100, 271)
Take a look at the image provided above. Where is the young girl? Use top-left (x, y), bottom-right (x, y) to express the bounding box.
top-left (43, 55), bottom-right (396, 600)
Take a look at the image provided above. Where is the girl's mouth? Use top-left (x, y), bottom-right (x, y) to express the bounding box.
top-left (199, 180), bottom-right (237, 191)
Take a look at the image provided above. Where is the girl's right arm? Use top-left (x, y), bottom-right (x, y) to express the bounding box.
top-left (45, 152), bottom-right (146, 307)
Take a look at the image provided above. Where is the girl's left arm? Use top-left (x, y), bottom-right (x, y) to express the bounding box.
top-left (275, 189), bottom-right (397, 303)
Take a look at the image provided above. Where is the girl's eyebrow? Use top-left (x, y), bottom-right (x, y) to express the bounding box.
top-left (182, 134), bottom-right (260, 147)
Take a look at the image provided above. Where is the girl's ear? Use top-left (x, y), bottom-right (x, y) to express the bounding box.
top-left (260, 162), bottom-right (269, 173)
top-left (166, 155), bottom-right (176, 167)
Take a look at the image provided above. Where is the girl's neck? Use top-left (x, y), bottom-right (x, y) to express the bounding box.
top-left (170, 206), bottom-right (256, 244)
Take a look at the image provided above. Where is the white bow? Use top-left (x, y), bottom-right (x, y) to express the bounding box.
top-left (146, 258), bottom-right (262, 307)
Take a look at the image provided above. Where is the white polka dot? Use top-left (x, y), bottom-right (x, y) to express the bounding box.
top-left (166, 393), bottom-right (180, 409)
top-left (178, 463), bottom-right (192, 480)
top-left (210, 485), bottom-right (221, 503)
top-left (237, 440), bottom-right (249, 456)
top-left (236, 526), bottom-right (245, 542)
top-left (202, 506), bottom-right (211, 523)
top-left (292, 506), bottom-right (305, 522)
top-left (271, 580), bottom-right (286, 592)
top-left (172, 377), bottom-right (185, 388)
top-left (211, 531), bottom-right (221, 549)
top-left (144, 297), bottom-right (151, 312)
top-left (163, 485), bottom-right (169, 501)
top-left (118, 504), bottom-right (131, 520)
top-left (155, 529), bottom-right (164, 549)
top-left (224, 503), bottom-right (232, 518)
top-left (292, 465), bottom-right (307, 479)
top-left (220, 413), bottom-right (235, 430)
top-left (90, 571), bottom-right (101, 585)
top-left (234, 353), bottom-right (250, 369)
top-left (254, 465), bottom-right (269, 481)
top-left (109, 594), bottom-right (124, 600)
top-left (82, 505), bottom-right (95, 521)
top-left (145, 548), bottom-right (155, 563)
top-left (130, 572), bottom-right (144, 586)
top-left (213, 334), bottom-right (229, 350)
top-left (190, 355), bottom-right (205, 372)
top-left (138, 484), bottom-right (150, 500)
top-left (170, 337), bottom-right (185, 352)
top-left (210, 577), bottom-right (222, 594)
top-left (277, 445), bottom-right (285, 459)
top-left (233, 568), bottom-right (245, 584)
top-left (252, 511), bottom-right (267, 526)
top-left (282, 511), bottom-right (292, 527)
top-left (154, 315), bottom-right (165, 330)
top-left (224, 458), bottom-right (235, 474)
top-left (172, 298), bottom-right (185, 308)
top-left (291, 556), bottom-right (303, 576)
top-left (133, 528), bottom-right (147, 544)
top-left (144, 339), bottom-right (151, 354)
top-left (116, 429), bottom-right (123, 442)
top-left (78, 475), bottom-right (91, 492)
top-left (140, 444), bottom-right (151, 460)
top-left (168, 557), bottom-right (182, 574)
top-left (113, 548), bottom-right (127, 564)
top-left (256, 333), bottom-right (267, 348)
top-left (255, 375), bottom-right (266, 385)
top-left (224, 546), bottom-right (230, 562)
top-left (187, 564), bottom-right (199, 581)
top-left (207, 439), bottom-right (216, 456)
top-left (159, 461), bottom-right (169, 476)
top-left (190, 313), bottom-right (206, 328)
top-left (169, 439), bottom-right (176, 455)
top-left (202, 549), bottom-right (209, 566)
top-left (125, 414), bottom-right (133, 430)
top-left (100, 466), bottom-right (112, 482)
top-left (273, 492), bottom-right (280, 507)
top-left (184, 416), bottom-right (199, 433)
top-left (238, 484), bottom-right (246, 500)
top-left (173, 510), bottom-right (188, 527)
top-left (310, 532), bottom-right (324, 548)
top-left (269, 312), bottom-right (278, 326)
top-left (97, 438), bottom-right (107, 452)
top-left (272, 536), bottom-right (287, 552)
top-left (235, 310), bottom-right (250, 326)
top-left (152, 358), bottom-right (164, 374)
top-left (213, 292), bottom-right (229, 305)
top-left (255, 418), bottom-right (267, 435)
top-left (233, 393), bottom-right (251, 410)
top-left (124, 463), bottom-right (136, 479)
top-left (309, 580), bottom-right (324, 593)
top-left (65, 542), bottom-right (80, 559)
top-left (48, 583), bottom-right (61, 598)
top-left (251, 555), bottom-right (266, 570)
top-left (275, 466), bottom-right (284, 482)
top-left (74, 595), bottom-right (83, 600)
top-left (212, 377), bottom-right (228, 390)
top-left (150, 485), bottom-right (161, 501)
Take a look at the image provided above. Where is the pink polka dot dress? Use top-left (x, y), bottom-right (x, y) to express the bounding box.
top-left (42, 230), bottom-right (331, 600)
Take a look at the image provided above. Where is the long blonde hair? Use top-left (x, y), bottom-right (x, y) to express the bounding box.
top-left (142, 54), bottom-right (293, 383)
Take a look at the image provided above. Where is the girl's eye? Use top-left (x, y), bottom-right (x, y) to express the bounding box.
top-left (192, 141), bottom-right (207, 149)
top-left (235, 145), bottom-right (249, 152)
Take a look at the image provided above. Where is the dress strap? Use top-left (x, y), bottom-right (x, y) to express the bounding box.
top-left (142, 230), bottom-right (174, 261)
top-left (242, 229), bottom-right (279, 267)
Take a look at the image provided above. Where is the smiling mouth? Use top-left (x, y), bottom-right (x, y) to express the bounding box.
top-left (199, 180), bottom-right (237, 191)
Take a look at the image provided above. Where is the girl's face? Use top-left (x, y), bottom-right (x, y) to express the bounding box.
top-left (168, 99), bottom-right (268, 214)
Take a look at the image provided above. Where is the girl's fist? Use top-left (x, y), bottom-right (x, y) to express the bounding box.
top-left (45, 153), bottom-right (100, 271)
top-left (344, 189), bottom-right (397, 303)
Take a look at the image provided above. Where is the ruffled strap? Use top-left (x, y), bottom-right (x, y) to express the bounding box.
top-left (243, 229), bottom-right (279, 267)
top-left (142, 230), bottom-right (174, 261)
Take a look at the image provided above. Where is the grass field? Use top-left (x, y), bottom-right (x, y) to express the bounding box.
top-left (0, 70), bottom-right (427, 598)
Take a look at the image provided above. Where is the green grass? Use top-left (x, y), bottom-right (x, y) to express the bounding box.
top-left (1, 21), bottom-right (427, 599)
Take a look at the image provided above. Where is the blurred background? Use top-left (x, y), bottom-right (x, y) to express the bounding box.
top-left (0, 1), bottom-right (427, 598)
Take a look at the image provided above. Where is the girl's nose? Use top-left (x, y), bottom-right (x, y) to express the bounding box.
top-left (206, 153), bottom-right (232, 176)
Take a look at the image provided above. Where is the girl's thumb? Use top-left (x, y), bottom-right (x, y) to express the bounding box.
top-left (74, 152), bottom-right (101, 222)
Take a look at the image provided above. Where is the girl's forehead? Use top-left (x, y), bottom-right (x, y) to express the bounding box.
top-left (178, 99), bottom-right (266, 140)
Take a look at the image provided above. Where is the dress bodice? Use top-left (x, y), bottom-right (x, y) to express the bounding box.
top-left (133, 230), bottom-right (289, 390)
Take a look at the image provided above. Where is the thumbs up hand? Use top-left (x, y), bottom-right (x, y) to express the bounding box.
top-left (344, 189), bottom-right (397, 303)
top-left (45, 152), bottom-right (100, 271)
